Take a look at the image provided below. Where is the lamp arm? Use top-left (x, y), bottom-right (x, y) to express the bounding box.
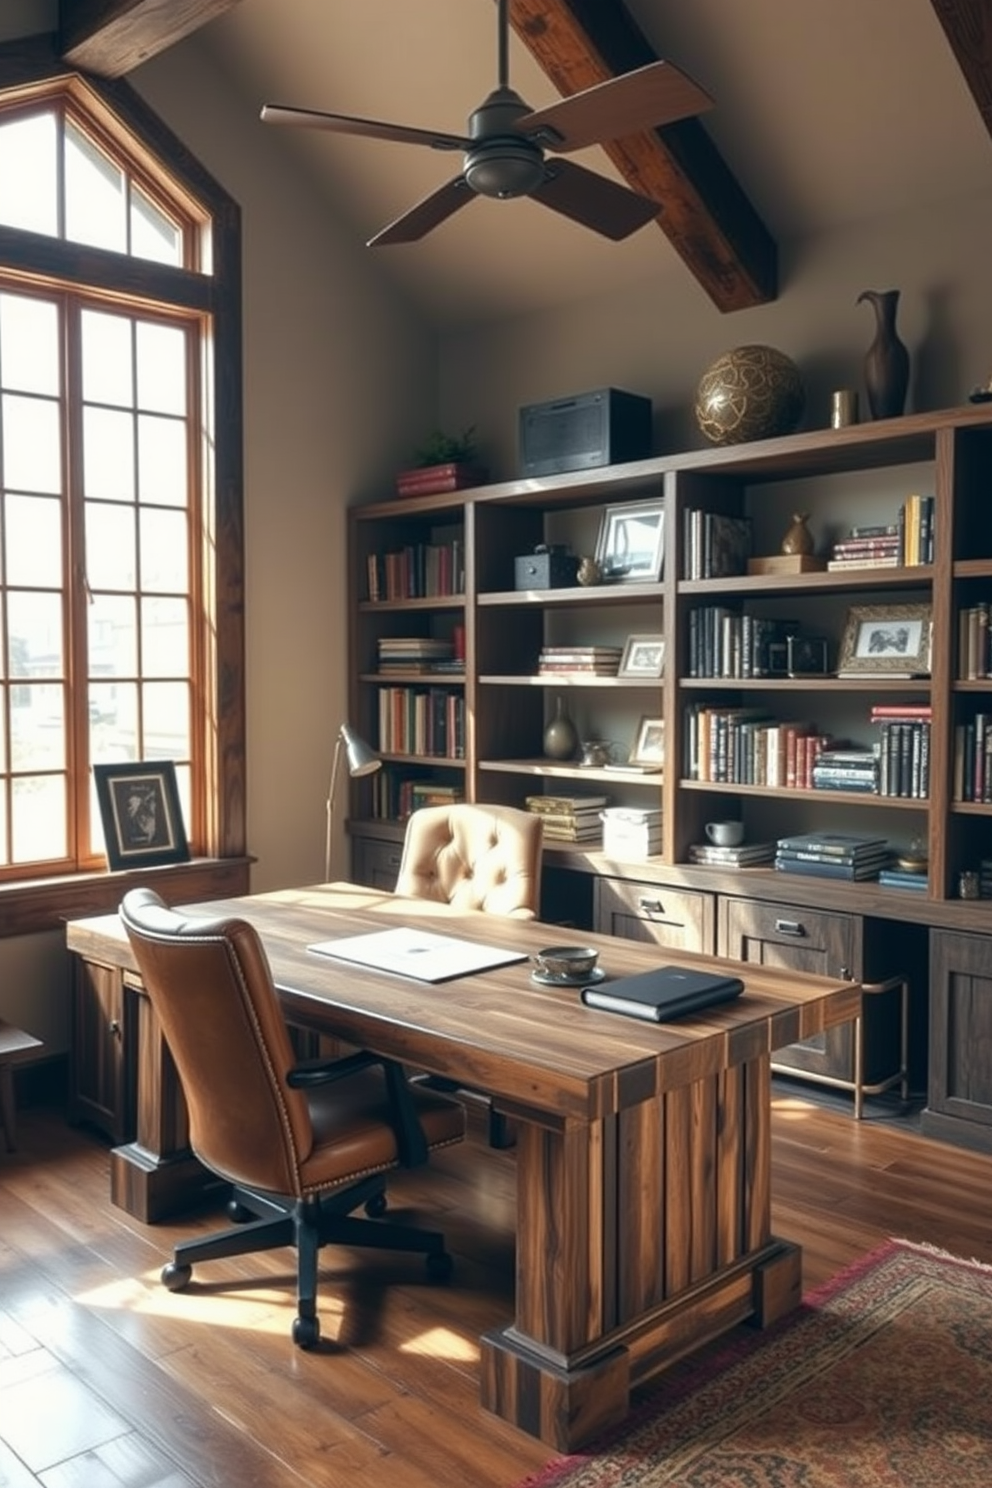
top-left (324, 733), bottom-right (344, 882)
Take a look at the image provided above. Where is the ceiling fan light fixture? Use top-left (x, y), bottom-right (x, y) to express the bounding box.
top-left (464, 139), bottom-right (545, 199)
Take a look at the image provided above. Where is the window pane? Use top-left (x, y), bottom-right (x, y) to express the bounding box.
top-left (11, 774), bottom-right (65, 862)
top-left (65, 118), bottom-right (126, 252)
top-left (83, 405), bottom-right (135, 501)
top-left (0, 113), bottom-right (57, 236)
top-left (7, 591), bottom-right (64, 676)
top-left (141, 596), bottom-right (188, 676)
top-left (140, 508), bottom-right (188, 591)
top-left (11, 683), bottom-right (64, 771)
top-left (136, 322), bottom-right (186, 414)
top-left (131, 185), bottom-right (182, 266)
top-left (92, 680), bottom-right (138, 765)
top-left (0, 781), bottom-right (7, 864)
top-left (88, 594), bottom-right (137, 676)
top-left (2, 394), bottom-right (62, 493)
top-left (85, 503), bottom-right (136, 591)
top-left (143, 681), bottom-right (189, 760)
top-left (5, 494), bottom-right (62, 586)
top-left (138, 414), bottom-right (187, 506)
top-left (81, 309), bottom-right (133, 408)
top-left (0, 294), bottom-right (60, 395)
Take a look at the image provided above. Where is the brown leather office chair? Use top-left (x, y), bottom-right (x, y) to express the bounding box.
top-left (119, 887), bottom-right (465, 1349)
top-left (395, 804), bottom-right (543, 1145)
top-left (394, 803), bottom-right (543, 918)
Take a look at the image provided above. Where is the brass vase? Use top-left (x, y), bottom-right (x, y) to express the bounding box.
top-left (858, 289), bottom-right (909, 420)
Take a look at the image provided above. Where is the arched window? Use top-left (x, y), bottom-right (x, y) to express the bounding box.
top-left (0, 53), bottom-right (245, 920)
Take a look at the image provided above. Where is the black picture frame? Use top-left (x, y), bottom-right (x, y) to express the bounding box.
top-left (94, 761), bottom-right (190, 871)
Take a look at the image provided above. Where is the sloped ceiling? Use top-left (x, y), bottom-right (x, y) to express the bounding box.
top-left (50, 0), bottom-right (992, 323)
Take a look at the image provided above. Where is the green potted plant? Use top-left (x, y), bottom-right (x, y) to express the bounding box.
top-left (396, 426), bottom-right (486, 497)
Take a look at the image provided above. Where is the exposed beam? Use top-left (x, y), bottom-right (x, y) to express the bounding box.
top-left (929, 0), bottom-right (992, 134)
top-left (509, 0), bottom-right (777, 311)
top-left (59, 0), bottom-right (241, 78)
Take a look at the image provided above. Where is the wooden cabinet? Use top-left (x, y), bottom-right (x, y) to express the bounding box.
top-left (595, 875), bottom-right (714, 952)
top-left (351, 823), bottom-right (405, 891)
top-left (923, 930), bottom-right (992, 1153)
top-left (68, 958), bottom-right (135, 1142)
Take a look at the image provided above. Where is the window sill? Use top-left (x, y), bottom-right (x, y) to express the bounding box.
top-left (0, 857), bottom-right (253, 939)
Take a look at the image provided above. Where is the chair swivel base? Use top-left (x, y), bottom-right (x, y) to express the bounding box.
top-left (160, 1172), bottom-right (453, 1348)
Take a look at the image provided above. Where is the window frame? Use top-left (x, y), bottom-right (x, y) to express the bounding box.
top-left (0, 42), bottom-right (247, 933)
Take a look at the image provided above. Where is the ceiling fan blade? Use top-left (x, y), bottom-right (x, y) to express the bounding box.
top-left (260, 103), bottom-right (469, 153)
top-left (368, 177), bottom-right (476, 246)
top-left (530, 159), bottom-right (659, 241)
top-left (518, 61), bottom-right (713, 154)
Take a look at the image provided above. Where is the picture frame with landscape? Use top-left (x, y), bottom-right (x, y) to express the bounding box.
top-left (94, 760), bottom-right (190, 871)
top-left (595, 501), bottom-right (665, 583)
top-left (618, 633), bottom-right (665, 679)
top-left (629, 716), bottom-right (665, 770)
top-left (837, 603), bottom-right (932, 676)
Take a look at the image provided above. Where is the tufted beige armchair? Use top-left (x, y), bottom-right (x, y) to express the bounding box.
top-left (394, 803), bottom-right (543, 919)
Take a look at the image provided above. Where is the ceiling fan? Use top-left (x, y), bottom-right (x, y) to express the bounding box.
top-left (260, 0), bottom-right (712, 246)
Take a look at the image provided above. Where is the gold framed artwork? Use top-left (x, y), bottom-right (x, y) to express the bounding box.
top-left (836, 603), bottom-right (932, 676)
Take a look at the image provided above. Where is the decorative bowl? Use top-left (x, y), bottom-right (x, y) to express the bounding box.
top-left (695, 344), bottom-right (805, 446)
top-left (531, 945), bottom-right (599, 979)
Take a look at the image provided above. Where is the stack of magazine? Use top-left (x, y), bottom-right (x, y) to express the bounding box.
top-left (687, 840), bottom-right (775, 867)
top-left (774, 832), bottom-right (891, 881)
top-left (525, 793), bottom-right (606, 843)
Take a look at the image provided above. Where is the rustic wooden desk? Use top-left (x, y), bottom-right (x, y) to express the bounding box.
top-left (66, 881), bottom-right (857, 1450)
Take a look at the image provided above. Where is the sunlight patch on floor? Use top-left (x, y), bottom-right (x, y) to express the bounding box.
top-left (76, 1272), bottom-right (346, 1335)
top-left (771, 1097), bottom-right (818, 1122)
top-left (401, 1325), bottom-right (478, 1363)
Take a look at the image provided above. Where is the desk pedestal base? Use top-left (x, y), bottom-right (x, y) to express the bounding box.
top-left (480, 1240), bottom-right (801, 1451)
top-left (110, 1142), bottom-right (219, 1224)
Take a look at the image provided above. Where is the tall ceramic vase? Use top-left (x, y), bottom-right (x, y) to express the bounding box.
top-left (857, 288), bottom-right (909, 420)
top-left (543, 695), bottom-right (578, 760)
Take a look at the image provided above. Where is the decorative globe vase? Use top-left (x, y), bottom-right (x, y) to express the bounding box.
top-left (543, 696), bottom-right (578, 760)
top-left (695, 345), bottom-right (806, 446)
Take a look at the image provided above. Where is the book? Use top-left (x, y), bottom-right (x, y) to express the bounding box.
top-left (580, 965), bottom-right (745, 1023)
top-left (526, 794), bottom-right (608, 815)
top-left (775, 832), bottom-right (889, 857)
top-left (687, 842), bottom-right (776, 865)
top-left (774, 856), bottom-right (888, 881)
top-left (775, 847), bottom-right (890, 867)
top-left (878, 869), bottom-right (929, 890)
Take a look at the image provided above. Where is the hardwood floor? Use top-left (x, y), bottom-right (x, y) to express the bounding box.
top-left (1, 1093), bottom-right (990, 1488)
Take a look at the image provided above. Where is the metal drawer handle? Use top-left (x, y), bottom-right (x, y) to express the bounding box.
top-left (775, 919), bottom-right (806, 937)
top-left (387, 854), bottom-right (401, 868)
top-left (638, 897), bottom-right (664, 915)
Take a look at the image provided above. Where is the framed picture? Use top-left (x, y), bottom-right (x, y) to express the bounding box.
top-left (618, 633), bottom-right (666, 679)
top-left (94, 761), bottom-right (190, 871)
top-left (630, 716), bottom-right (665, 769)
top-left (595, 501), bottom-right (665, 583)
top-left (786, 635), bottom-right (829, 677)
top-left (837, 603), bottom-right (932, 675)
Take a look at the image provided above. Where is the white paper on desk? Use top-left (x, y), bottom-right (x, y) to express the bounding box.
top-left (307, 926), bottom-right (528, 983)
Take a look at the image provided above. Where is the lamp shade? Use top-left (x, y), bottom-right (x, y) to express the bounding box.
top-left (341, 723), bottom-right (380, 778)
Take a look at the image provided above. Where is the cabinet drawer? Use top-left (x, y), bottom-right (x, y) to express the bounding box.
top-left (594, 878), bottom-right (714, 954)
top-left (720, 896), bottom-right (859, 1081)
top-left (352, 834), bottom-right (404, 891)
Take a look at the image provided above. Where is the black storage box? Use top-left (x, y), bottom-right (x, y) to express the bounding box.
top-left (514, 545), bottom-right (579, 591)
top-left (519, 387), bottom-right (652, 477)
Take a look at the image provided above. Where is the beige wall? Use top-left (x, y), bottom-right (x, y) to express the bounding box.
top-left (438, 191), bottom-right (992, 477)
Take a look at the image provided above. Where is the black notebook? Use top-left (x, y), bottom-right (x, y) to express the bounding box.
top-left (580, 965), bottom-right (745, 1023)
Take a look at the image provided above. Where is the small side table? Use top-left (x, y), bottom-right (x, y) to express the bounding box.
top-left (0, 1020), bottom-right (43, 1152)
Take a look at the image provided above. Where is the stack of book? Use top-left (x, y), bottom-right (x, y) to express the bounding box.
top-left (774, 832), bottom-right (891, 881)
top-left (826, 522), bottom-right (902, 571)
top-left (871, 704), bottom-right (931, 798)
top-left (682, 509), bottom-right (752, 579)
top-left (811, 746), bottom-right (879, 793)
top-left (952, 712), bottom-right (992, 802)
top-left (601, 806), bottom-right (662, 860)
top-left (525, 793), bottom-right (607, 843)
top-left (537, 646), bottom-right (622, 676)
top-left (377, 637), bottom-right (457, 674)
top-left (687, 840), bottom-right (776, 868)
top-left (981, 860), bottom-right (992, 898)
top-left (958, 600), bottom-right (991, 679)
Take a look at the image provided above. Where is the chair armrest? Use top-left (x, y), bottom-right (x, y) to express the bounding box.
top-left (287, 1051), bottom-right (430, 1169)
top-left (286, 1050), bottom-right (379, 1088)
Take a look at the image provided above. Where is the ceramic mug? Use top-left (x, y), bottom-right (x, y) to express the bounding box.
top-left (705, 820), bottom-right (744, 848)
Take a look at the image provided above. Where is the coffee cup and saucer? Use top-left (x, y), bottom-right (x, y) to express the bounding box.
top-left (531, 945), bottom-right (605, 987)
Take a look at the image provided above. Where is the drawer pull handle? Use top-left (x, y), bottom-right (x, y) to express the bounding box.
top-left (775, 919), bottom-right (806, 937)
top-left (387, 854), bottom-right (400, 868)
top-left (639, 897), bottom-right (664, 915)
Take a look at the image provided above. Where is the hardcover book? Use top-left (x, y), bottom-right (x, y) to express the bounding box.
top-left (580, 965), bottom-right (745, 1023)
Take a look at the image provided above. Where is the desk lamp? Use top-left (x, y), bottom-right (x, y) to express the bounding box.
top-left (324, 723), bottom-right (380, 881)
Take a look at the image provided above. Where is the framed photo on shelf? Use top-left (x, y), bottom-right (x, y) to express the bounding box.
top-left (595, 501), bottom-right (665, 583)
top-left (94, 760), bottom-right (190, 871)
top-left (836, 603), bottom-right (932, 676)
top-left (618, 633), bottom-right (666, 679)
top-left (629, 716), bottom-right (665, 769)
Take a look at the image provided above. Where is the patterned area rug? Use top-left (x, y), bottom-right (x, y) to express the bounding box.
top-left (514, 1240), bottom-right (992, 1488)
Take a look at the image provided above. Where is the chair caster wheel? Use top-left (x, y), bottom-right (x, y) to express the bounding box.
top-left (293, 1314), bottom-right (320, 1349)
top-left (227, 1198), bottom-right (253, 1223)
top-left (426, 1250), bottom-right (453, 1281)
top-left (365, 1191), bottom-right (387, 1218)
top-left (162, 1261), bottom-right (192, 1292)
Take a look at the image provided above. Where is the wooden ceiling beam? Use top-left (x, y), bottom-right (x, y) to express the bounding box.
top-left (59, 0), bottom-right (241, 79)
top-left (929, 0), bottom-right (992, 134)
top-left (509, 0), bottom-right (777, 311)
